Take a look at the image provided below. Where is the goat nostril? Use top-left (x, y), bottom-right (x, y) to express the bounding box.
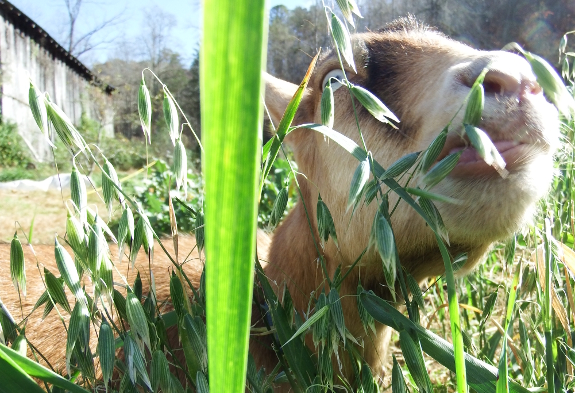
top-left (482, 71), bottom-right (520, 96)
top-left (483, 80), bottom-right (503, 95)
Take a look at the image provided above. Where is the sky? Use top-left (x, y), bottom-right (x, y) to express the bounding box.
top-left (9, 0), bottom-right (313, 66)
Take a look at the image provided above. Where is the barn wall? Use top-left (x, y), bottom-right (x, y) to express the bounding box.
top-left (0, 17), bottom-right (113, 162)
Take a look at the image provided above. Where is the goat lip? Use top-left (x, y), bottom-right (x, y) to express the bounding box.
top-left (447, 142), bottom-right (530, 177)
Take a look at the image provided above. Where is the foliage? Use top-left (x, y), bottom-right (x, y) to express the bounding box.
top-left (0, 122), bottom-right (31, 168)
top-left (127, 157), bottom-right (295, 237)
top-left (126, 159), bottom-right (203, 234)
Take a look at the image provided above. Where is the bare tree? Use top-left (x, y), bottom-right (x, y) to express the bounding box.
top-left (140, 6), bottom-right (177, 71)
top-left (62, 0), bottom-right (125, 58)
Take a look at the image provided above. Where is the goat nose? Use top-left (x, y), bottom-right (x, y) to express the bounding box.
top-left (481, 69), bottom-right (542, 97)
top-left (463, 52), bottom-right (543, 98)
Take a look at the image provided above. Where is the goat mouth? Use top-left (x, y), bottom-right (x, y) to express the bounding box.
top-left (446, 141), bottom-right (531, 177)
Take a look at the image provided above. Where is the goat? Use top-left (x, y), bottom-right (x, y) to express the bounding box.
top-left (0, 17), bottom-right (559, 390)
top-left (256, 16), bottom-right (558, 385)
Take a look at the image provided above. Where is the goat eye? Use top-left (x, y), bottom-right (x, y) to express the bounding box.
top-left (322, 70), bottom-right (344, 92)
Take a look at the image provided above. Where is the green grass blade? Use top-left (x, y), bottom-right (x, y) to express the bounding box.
top-left (255, 260), bottom-right (316, 389)
top-left (201, 1), bottom-right (268, 391)
top-left (359, 291), bottom-right (531, 393)
top-left (435, 234), bottom-right (467, 393)
top-left (283, 305), bottom-right (329, 347)
top-left (543, 219), bottom-right (554, 393)
top-left (260, 55), bottom-right (318, 196)
top-left (0, 343), bottom-right (75, 393)
top-left (496, 260), bottom-right (522, 393)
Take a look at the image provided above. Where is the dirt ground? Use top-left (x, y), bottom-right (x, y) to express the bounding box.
top-left (0, 189), bottom-right (108, 244)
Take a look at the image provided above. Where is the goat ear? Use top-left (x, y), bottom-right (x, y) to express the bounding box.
top-left (264, 73), bottom-right (314, 129)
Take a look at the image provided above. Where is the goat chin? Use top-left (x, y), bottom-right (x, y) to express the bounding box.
top-left (0, 16), bottom-right (560, 391)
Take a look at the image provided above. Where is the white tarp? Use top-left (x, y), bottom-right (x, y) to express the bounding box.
top-left (0, 173), bottom-right (92, 192)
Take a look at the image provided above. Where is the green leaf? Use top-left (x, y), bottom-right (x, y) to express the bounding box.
top-left (66, 211), bottom-right (85, 261)
top-left (464, 125), bottom-right (507, 176)
top-left (43, 267), bottom-right (71, 314)
top-left (195, 211), bottom-right (205, 254)
top-left (259, 53), bottom-right (318, 195)
top-left (420, 126), bottom-right (448, 172)
top-left (124, 333), bottom-right (151, 390)
top-left (133, 273), bottom-right (147, 307)
top-left (256, 262), bottom-right (316, 389)
top-left (504, 235), bottom-right (516, 267)
top-left (328, 289), bottom-right (345, 344)
top-left (117, 206), bottom-right (134, 262)
top-left (173, 138), bottom-right (188, 192)
top-left (321, 80), bottom-right (335, 129)
top-left (0, 343), bottom-right (62, 393)
top-left (330, 11), bottom-right (356, 72)
top-left (169, 272), bottom-right (187, 321)
top-left (0, 301), bottom-right (17, 344)
top-left (182, 314), bottom-right (207, 383)
top-left (348, 156), bottom-right (370, 209)
top-left (463, 70), bottom-right (487, 126)
top-left (196, 371), bottom-right (210, 393)
top-left (71, 164), bottom-right (88, 224)
top-left (406, 186), bottom-right (461, 205)
top-left (407, 274), bottom-right (424, 310)
top-left (381, 152), bottom-right (419, 179)
top-left (66, 302), bottom-right (90, 376)
top-left (517, 44), bottom-right (575, 119)
top-left (317, 194), bottom-right (338, 247)
top-left (99, 256), bottom-right (114, 304)
top-left (421, 151), bottom-right (462, 189)
top-left (87, 218), bottom-right (104, 275)
top-left (360, 363), bottom-right (376, 393)
top-left (163, 90), bottom-right (180, 145)
top-left (399, 330), bottom-right (433, 392)
top-left (391, 355), bottom-right (407, 393)
top-left (497, 260), bottom-right (522, 393)
top-left (126, 292), bottom-right (151, 351)
top-left (418, 196), bottom-right (449, 244)
top-left (284, 305), bottom-right (329, 347)
top-left (86, 207), bottom-right (117, 243)
top-left (350, 84), bottom-right (399, 124)
top-left (138, 76), bottom-right (152, 143)
top-left (335, 0), bottom-right (355, 27)
top-left (479, 288), bottom-right (499, 328)
top-left (1, 342), bottom-right (90, 392)
top-left (28, 82), bottom-right (53, 147)
top-left (10, 234), bottom-right (25, 297)
top-left (140, 213), bottom-right (154, 256)
top-left (98, 320), bottom-right (115, 389)
top-left (45, 98), bottom-right (88, 153)
top-left (151, 350), bottom-right (171, 392)
top-left (373, 208), bottom-right (396, 288)
top-left (130, 216), bottom-right (144, 265)
top-left (270, 185), bottom-right (289, 228)
top-left (298, 123), bottom-right (439, 234)
top-left (357, 283), bottom-right (375, 334)
top-left (102, 159), bottom-right (122, 216)
top-left (11, 333), bottom-right (27, 358)
top-left (359, 291), bottom-right (531, 393)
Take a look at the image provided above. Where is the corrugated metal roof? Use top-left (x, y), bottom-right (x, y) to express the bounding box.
top-left (0, 0), bottom-right (114, 94)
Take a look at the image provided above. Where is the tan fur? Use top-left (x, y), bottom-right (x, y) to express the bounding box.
top-left (0, 18), bottom-right (560, 390)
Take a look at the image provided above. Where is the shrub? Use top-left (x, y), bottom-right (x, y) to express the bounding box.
top-left (0, 122), bottom-right (31, 168)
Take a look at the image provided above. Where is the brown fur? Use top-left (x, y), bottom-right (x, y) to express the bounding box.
top-left (0, 17), bottom-right (560, 390)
